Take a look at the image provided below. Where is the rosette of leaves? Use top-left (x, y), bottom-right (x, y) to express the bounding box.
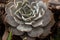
top-left (5, 0), bottom-right (55, 39)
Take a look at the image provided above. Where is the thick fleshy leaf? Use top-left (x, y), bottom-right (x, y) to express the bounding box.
top-left (32, 20), bottom-right (43, 27)
top-left (21, 36), bottom-right (35, 40)
top-left (14, 12), bottom-right (22, 20)
top-left (5, 2), bottom-right (14, 15)
top-left (32, 10), bottom-right (52, 27)
top-left (10, 5), bottom-right (16, 14)
top-left (10, 2), bottom-right (22, 14)
top-left (25, 21), bottom-right (34, 25)
top-left (31, 2), bottom-right (36, 7)
top-left (28, 0), bottom-right (36, 4)
top-left (15, 2), bottom-right (22, 12)
top-left (5, 15), bottom-right (19, 27)
top-left (33, 9), bottom-right (45, 21)
top-left (14, 0), bottom-right (23, 2)
top-left (42, 10), bottom-right (52, 26)
top-left (6, 1), bottom-right (22, 15)
top-left (13, 16), bottom-right (24, 24)
top-left (31, 1), bottom-right (47, 10)
top-left (40, 17), bottom-right (55, 38)
top-left (28, 28), bottom-right (44, 37)
top-left (10, 27), bottom-right (24, 35)
top-left (17, 24), bottom-right (32, 32)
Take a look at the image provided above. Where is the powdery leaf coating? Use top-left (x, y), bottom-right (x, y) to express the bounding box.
top-left (5, 0), bottom-right (55, 38)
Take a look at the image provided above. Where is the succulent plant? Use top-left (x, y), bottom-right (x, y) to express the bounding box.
top-left (5, 0), bottom-right (55, 40)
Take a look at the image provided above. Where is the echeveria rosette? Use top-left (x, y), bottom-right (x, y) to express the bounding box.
top-left (5, 0), bottom-right (55, 38)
